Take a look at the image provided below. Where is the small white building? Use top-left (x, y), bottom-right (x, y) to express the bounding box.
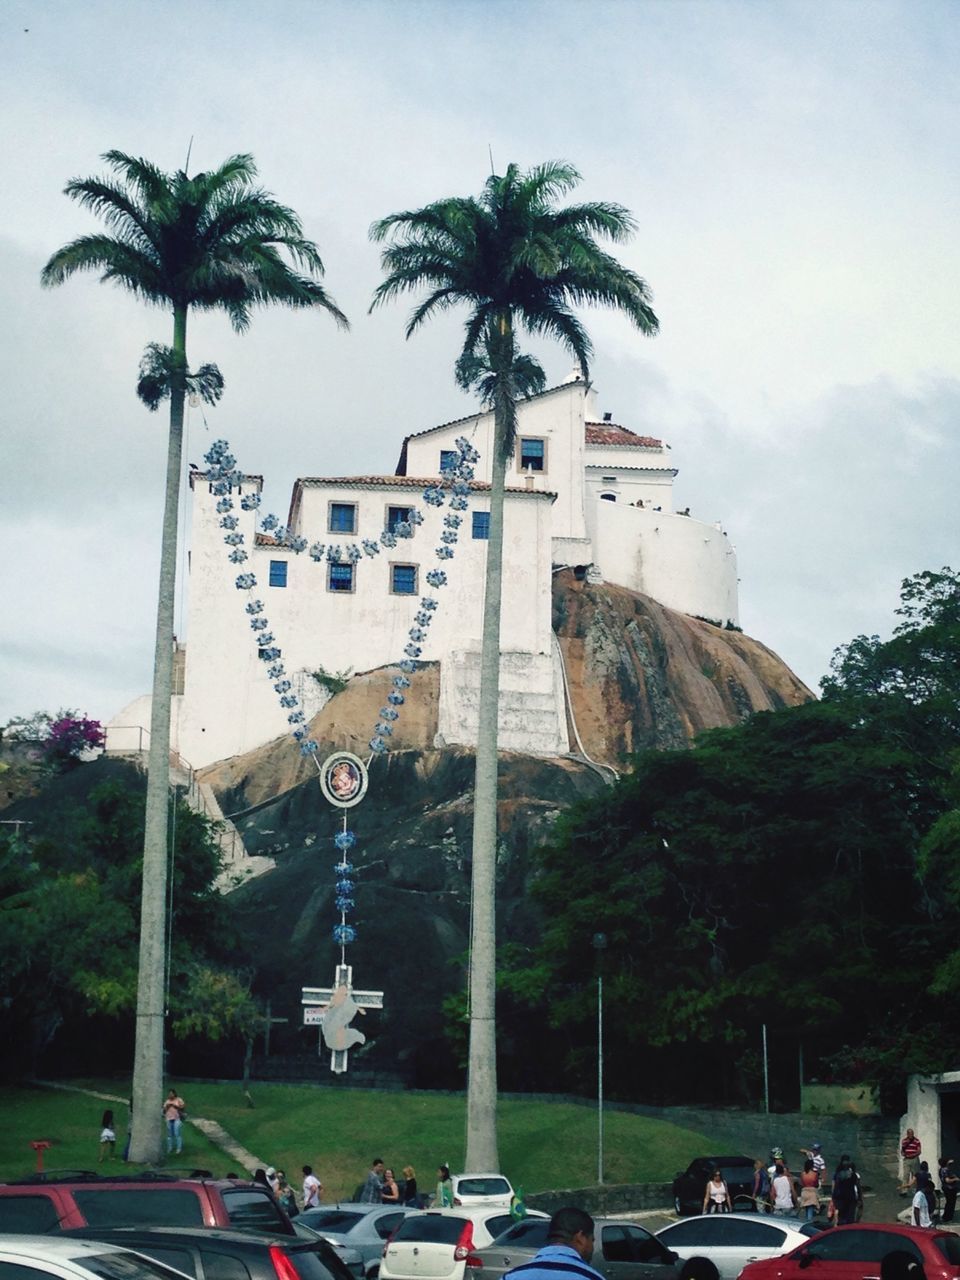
top-left (109, 374), bottom-right (739, 769)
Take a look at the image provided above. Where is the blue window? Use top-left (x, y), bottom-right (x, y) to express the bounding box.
top-left (269, 560), bottom-right (288, 587)
top-left (472, 511), bottom-right (490, 540)
top-left (386, 505), bottom-right (412, 533)
top-left (391, 564), bottom-right (418, 595)
top-left (519, 437), bottom-right (545, 472)
top-left (329, 502), bottom-right (357, 534)
top-left (328, 563), bottom-right (354, 593)
top-left (439, 449), bottom-right (457, 474)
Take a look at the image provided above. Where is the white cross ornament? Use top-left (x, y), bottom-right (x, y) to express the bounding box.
top-left (302, 964), bottom-right (384, 1073)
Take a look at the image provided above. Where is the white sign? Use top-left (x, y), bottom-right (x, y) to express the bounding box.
top-left (303, 1007), bottom-right (323, 1026)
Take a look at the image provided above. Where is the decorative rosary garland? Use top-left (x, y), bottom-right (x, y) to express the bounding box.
top-left (202, 436), bottom-right (480, 968)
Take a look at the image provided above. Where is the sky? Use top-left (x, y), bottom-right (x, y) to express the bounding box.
top-left (1, 0), bottom-right (957, 730)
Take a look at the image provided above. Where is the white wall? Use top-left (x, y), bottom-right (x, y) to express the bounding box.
top-left (586, 497), bottom-right (740, 626)
top-left (177, 474), bottom-right (556, 766)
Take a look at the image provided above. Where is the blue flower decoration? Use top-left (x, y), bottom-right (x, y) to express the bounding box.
top-left (419, 597), bottom-right (438, 612)
top-left (394, 521), bottom-right (413, 539)
top-left (280, 694), bottom-right (298, 708)
top-left (258, 645), bottom-right (280, 661)
top-left (336, 895), bottom-right (355, 913)
top-left (223, 531), bottom-right (244, 546)
top-left (309, 542), bottom-right (326, 561)
top-left (241, 493), bottom-right (261, 511)
top-left (379, 707), bottom-right (399, 721)
top-left (235, 573), bottom-right (257, 590)
top-left (245, 599), bottom-right (265, 615)
top-left (267, 662), bottom-right (285, 678)
top-left (393, 674), bottom-right (412, 688)
top-left (334, 830), bottom-right (357, 851)
top-left (369, 736), bottom-right (388, 753)
top-left (362, 538), bottom-right (381, 557)
top-left (346, 544), bottom-right (362, 564)
top-left (375, 721), bottom-right (394, 736)
top-left (326, 545), bottom-right (343, 563)
top-left (333, 924), bottom-right (357, 944)
top-left (409, 509), bottom-right (424, 526)
top-left (413, 611), bottom-right (433, 627)
top-left (436, 546), bottom-right (454, 560)
top-left (398, 659), bottom-right (417, 673)
top-left (228, 549), bottom-right (248, 564)
top-left (457, 465), bottom-right (475, 481)
top-left (288, 711), bottom-right (306, 724)
top-left (216, 498), bottom-right (234, 514)
top-left (426, 569), bottom-right (448, 587)
top-left (261, 513), bottom-right (279, 532)
top-left (336, 878), bottom-right (356, 895)
top-left (212, 480), bottom-right (231, 496)
top-left (300, 739), bottom-right (319, 755)
top-left (293, 728), bottom-right (305, 741)
top-left (449, 496), bottom-right (468, 511)
top-left (274, 679), bottom-right (292, 694)
top-left (403, 643), bottom-right (422, 658)
top-left (220, 515), bottom-right (239, 530)
top-left (387, 692), bottom-right (405, 706)
top-left (380, 530), bottom-right (397, 549)
top-left (440, 530), bottom-right (458, 544)
top-left (408, 627), bottom-right (426, 643)
top-left (249, 616), bottom-right (268, 631)
top-left (288, 535), bottom-right (308, 554)
top-left (443, 514), bottom-right (462, 529)
top-left (452, 481), bottom-right (470, 497)
top-left (258, 632), bottom-right (276, 646)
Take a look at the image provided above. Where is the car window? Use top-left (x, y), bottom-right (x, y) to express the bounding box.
top-left (805, 1232), bottom-right (922, 1264)
top-left (723, 1222), bottom-right (786, 1247)
top-left (221, 1188), bottom-right (291, 1234)
top-left (718, 1166), bottom-right (753, 1183)
top-left (71, 1253), bottom-right (191, 1280)
top-left (658, 1222), bottom-right (715, 1247)
top-left (491, 1221), bottom-right (550, 1248)
top-left (602, 1227), bottom-right (633, 1263)
top-left (0, 1266), bottom-right (62, 1280)
top-left (456, 1179), bottom-right (511, 1197)
top-left (624, 1227), bottom-right (670, 1264)
top-left (287, 1252), bottom-right (344, 1280)
top-left (0, 1196), bottom-right (62, 1233)
top-left (375, 1214), bottom-right (407, 1240)
top-left (301, 1212), bottom-right (364, 1233)
top-left (483, 1216), bottom-right (514, 1240)
top-left (128, 1247), bottom-right (197, 1278)
top-left (198, 1253), bottom-right (250, 1280)
top-left (935, 1236), bottom-right (960, 1266)
top-left (73, 1191), bottom-right (205, 1228)
top-left (392, 1216), bottom-right (469, 1244)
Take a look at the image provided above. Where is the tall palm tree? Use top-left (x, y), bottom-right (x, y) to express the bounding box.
top-left (371, 161), bottom-right (658, 1171)
top-left (42, 150), bottom-right (347, 1162)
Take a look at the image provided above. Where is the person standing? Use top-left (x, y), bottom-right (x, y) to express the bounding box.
top-left (902, 1129), bottom-right (922, 1184)
top-left (798, 1160), bottom-right (820, 1222)
top-left (771, 1162), bottom-right (797, 1217)
top-left (831, 1155), bottom-right (860, 1226)
top-left (913, 1181), bottom-right (933, 1228)
top-left (302, 1165), bottom-right (323, 1209)
top-left (504, 1207), bottom-right (603, 1280)
top-left (277, 1172), bottom-right (299, 1218)
top-left (800, 1143), bottom-right (826, 1186)
top-left (98, 1110), bottom-right (116, 1163)
top-left (360, 1159), bottom-right (386, 1203)
top-left (752, 1160), bottom-right (772, 1213)
top-left (162, 1089), bottom-right (186, 1156)
top-left (941, 1158), bottom-right (958, 1224)
top-left (401, 1165), bottom-right (419, 1207)
top-left (382, 1168), bottom-right (400, 1204)
top-left (703, 1168), bottom-right (732, 1214)
top-left (435, 1164), bottom-right (453, 1208)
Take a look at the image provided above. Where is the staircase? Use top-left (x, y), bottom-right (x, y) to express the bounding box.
top-left (170, 764), bottom-right (276, 892)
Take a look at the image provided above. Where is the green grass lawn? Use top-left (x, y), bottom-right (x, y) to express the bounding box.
top-left (6, 1080), bottom-right (722, 1198)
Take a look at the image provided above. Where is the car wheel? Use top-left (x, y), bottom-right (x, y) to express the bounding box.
top-left (679, 1258), bottom-right (718, 1280)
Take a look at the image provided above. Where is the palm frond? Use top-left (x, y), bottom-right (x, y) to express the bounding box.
top-left (136, 343), bottom-right (225, 411)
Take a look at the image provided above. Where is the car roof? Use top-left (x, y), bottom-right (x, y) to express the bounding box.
top-left (660, 1213), bottom-right (808, 1228)
top-left (0, 1239), bottom-right (138, 1259)
top-left (403, 1208), bottom-right (538, 1224)
top-left (62, 1228), bottom-right (302, 1248)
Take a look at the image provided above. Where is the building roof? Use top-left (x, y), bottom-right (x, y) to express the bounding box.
top-left (294, 475), bottom-right (555, 496)
top-left (585, 422), bottom-right (663, 449)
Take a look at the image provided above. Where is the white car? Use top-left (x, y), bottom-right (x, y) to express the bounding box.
top-left (655, 1213), bottom-right (820, 1280)
top-left (380, 1208), bottom-right (545, 1280)
top-left (449, 1177), bottom-right (514, 1209)
top-left (0, 1237), bottom-right (190, 1280)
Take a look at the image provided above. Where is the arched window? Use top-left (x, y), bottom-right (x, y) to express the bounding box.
top-left (600, 492), bottom-right (617, 503)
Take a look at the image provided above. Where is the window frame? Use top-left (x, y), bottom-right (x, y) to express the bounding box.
top-left (390, 562), bottom-right (418, 596)
top-left (439, 449), bottom-right (457, 474)
top-left (385, 504), bottom-right (413, 534)
top-left (268, 559), bottom-right (288, 588)
top-left (472, 511), bottom-right (490, 540)
top-left (327, 501), bottom-right (358, 535)
top-left (327, 562), bottom-right (356, 594)
top-left (516, 436), bottom-right (547, 474)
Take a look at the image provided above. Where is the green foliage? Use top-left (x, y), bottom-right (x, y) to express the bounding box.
top-left (505, 567), bottom-right (960, 1107)
top-left (310, 665), bottom-right (353, 696)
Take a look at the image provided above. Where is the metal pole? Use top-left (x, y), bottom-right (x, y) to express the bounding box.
top-left (762, 1023), bottom-right (770, 1114)
top-left (598, 968), bottom-right (604, 1185)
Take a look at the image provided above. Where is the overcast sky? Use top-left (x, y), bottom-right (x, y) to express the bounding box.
top-left (1, 0), bottom-right (957, 731)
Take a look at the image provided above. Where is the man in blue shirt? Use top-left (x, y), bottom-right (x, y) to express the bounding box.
top-left (505, 1208), bottom-right (604, 1280)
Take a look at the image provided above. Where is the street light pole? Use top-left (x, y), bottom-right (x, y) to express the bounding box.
top-left (593, 932), bottom-right (608, 1186)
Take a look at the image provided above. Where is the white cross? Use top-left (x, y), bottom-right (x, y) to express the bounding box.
top-left (302, 963), bottom-right (384, 1074)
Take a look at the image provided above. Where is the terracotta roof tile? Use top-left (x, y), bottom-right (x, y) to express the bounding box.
top-left (296, 475), bottom-right (554, 497)
top-left (585, 423), bottom-right (663, 448)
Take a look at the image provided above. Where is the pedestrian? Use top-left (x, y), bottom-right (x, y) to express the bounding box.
top-left (798, 1160), bottom-right (820, 1222)
top-left (901, 1128), bottom-right (922, 1184)
top-left (302, 1164), bottom-right (323, 1209)
top-left (277, 1171), bottom-right (299, 1218)
top-left (435, 1164), bottom-right (453, 1208)
top-left (265, 1167), bottom-right (280, 1195)
top-left (831, 1155), bottom-right (860, 1226)
top-left (913, 1180), bottom-right (932, 1228)
top-left (703, 1167), bottom-right (732, 1214)
top-left (752, 1160), bottom-right (771, 1213)
top-left (254, 1168), bottom-right (270, 1189)
top-left (771, 1162), bottom-right (797, 1217)
top-left (360, 1158), bottom-right (385, 1204)
top-left (800, 1143), bottom-right (826, 1186)
top-left (503, 1207), bottom-right (603, 1280)
top-left (941, 1157), bottom-right (958, 1224)
top-left (382, 1167), bottom-right (400, 1204)
top-left (401, 1165), bottom-right (419, 1207)
top-left (98, 1110), bottom-right (116, 1163)
top-left (162, 1088), bottom-right (186, 1156)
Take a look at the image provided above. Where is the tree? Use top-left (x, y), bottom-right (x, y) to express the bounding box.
top-left (370, 161), bottom-right (658, 1168)
top-left (41, 151), bottom-right (347, 1160)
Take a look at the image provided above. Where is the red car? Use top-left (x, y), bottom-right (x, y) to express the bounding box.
top-left (739, 1223), bottom-right (960, 1280)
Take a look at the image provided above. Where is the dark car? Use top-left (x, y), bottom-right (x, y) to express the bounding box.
top-left (0, 1173), bottom-right (296, 1234)
top-left (62, 1226), bottom-right (356, 1280)
top-left (471, 1215), bottom-right (686, 1280)
top-left (672, 1157), bottom-right (757, 1216)
top-left (296, 1206), bottom-right (411, 1278)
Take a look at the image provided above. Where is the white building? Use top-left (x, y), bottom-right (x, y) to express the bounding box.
top-left (108, 375), bottom-right (739, 769)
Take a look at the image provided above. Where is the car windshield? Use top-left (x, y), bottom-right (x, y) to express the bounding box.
top-left (300, 1211), bottom-right (365, 1232)
top-left (456, 1179), bottom-right (510, 1197)
top-left (491, 1220), bottom-right (550, 1248)
top-left (936, 1236), bottom-right (960, 1266)
top-left (393, 1217), bottom-right (469, 1244)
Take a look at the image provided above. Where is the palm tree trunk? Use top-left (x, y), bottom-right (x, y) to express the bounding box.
top-left (129, 305), bottom-right (187, 1163)
top-left (465, 359), bottom-right (514, 1174)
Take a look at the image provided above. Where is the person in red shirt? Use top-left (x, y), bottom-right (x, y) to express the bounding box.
top-left (901, 1128), bottom-right (922, 1186)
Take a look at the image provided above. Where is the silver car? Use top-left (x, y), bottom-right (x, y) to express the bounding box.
top-left (655, 1214), bottom-right (820, 1280)
top-left (472, 1215), bottom-right (685, 1280)
top-left (297, 1206), bottom-right (412, 1279)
